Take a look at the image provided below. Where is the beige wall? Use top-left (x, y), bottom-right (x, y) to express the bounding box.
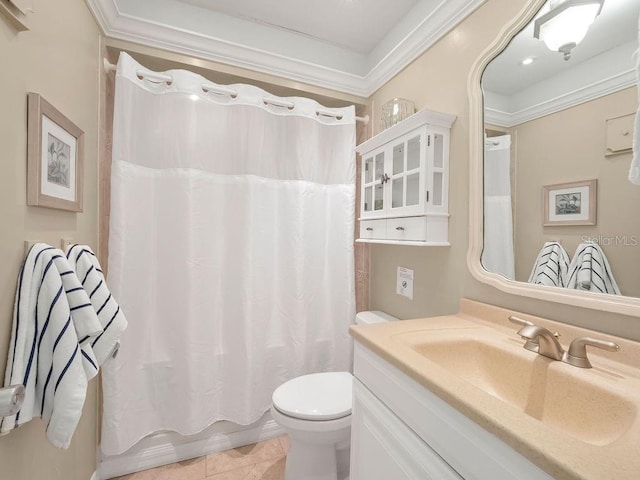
top-left (0, 2), bottom-right (101, 479)
top-left (1, 1), bottom-right (638, 478)
top-left (512, 87), bottom-right (640, 297)
top-left (368, 0), bottom-right (640, 341)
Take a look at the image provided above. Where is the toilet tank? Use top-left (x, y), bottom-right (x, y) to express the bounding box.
top-left (355, 310), bottom-right (398, 325)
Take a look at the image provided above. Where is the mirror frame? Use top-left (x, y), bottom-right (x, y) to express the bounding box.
top-left (467, 0), bottom-right (640, 317)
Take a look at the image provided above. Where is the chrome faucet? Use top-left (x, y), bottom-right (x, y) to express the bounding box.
top-left (517, 324), bottom-right (564, 361)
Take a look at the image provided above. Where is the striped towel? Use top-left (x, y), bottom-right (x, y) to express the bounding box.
top-left (65, 244), bottom-right (127, 366)
top-left (1, 244), bottom-right (103, 448)
top-left (567, 242), bottom-right (621, 295)
top-left (528, 242), bottom-right (571, 287)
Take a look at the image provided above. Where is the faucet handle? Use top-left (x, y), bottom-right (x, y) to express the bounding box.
top-left (508, 315), bottom-right (534, 327)
top-left (509, 316), bottom-right (539, 352)
top-left (564, 337), bottom-right (620, 368)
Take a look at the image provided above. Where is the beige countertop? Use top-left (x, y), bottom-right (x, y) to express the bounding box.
top-left (349, 299), bottom-right (640, 480)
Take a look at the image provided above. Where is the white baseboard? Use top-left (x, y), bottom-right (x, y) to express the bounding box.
top-left (97, 416), bottom-right (285, 480)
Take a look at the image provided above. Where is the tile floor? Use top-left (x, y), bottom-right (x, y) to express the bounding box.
top-left (114, 436), bottom-right (289, 480)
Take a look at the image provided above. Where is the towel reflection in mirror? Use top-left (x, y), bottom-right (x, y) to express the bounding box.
top-left (529, 241), bottom-right (621, 295)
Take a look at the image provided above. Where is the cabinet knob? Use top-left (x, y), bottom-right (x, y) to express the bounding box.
top-left (395, 226), bottom-right (405, 231)
top-left (380, 173), bottom-right (390, 184)
top-left (366, 227), bottom-right (373, 231)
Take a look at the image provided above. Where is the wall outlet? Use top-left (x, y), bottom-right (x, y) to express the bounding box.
top-left (396, 266), bottom-right (414, 300)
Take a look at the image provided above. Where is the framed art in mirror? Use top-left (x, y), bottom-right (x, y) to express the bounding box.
top-left (27, 93), bottom-right (84, 212)
top-left (543, 179), bottom-right (597, 226)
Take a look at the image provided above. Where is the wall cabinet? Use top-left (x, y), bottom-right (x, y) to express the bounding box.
top-left (350, 343), bottom-right (554, 480)
top-left (356, 109), bottom-right (455, 246)
top-left (605, 113), bottom-right (635, 156)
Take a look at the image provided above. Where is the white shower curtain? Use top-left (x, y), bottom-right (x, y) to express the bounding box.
top-left (482, 135), bottom-right (515, 280)
top-left (102, 53), bottom-right (356, 455)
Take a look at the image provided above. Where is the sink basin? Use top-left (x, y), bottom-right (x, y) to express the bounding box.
top-left (394, 329), bottom-right (637, 446)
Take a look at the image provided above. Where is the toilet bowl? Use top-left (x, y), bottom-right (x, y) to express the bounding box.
top-left (271, 311), bottom-right (398, 480)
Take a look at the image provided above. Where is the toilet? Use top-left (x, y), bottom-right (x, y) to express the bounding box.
top-left (270, 310), bottom-right (398, 480)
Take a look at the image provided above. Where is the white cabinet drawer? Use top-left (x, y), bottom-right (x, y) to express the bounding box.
top-left (386, 216), bottom-right (427, 241)
top-left (360, 219), bottom-right (387, 239)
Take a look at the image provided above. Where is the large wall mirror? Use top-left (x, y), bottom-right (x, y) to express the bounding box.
top-left (468, 0), bottom-right (640, 316)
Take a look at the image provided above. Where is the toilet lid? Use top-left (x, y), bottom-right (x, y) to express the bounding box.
top-left (272, 372), bottom-right (353, 421)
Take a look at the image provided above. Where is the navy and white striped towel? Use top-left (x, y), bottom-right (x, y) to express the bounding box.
top-left (1, 244), bottom-right (103, 448)
top-left (65, 244), bottom-right (127, 366)
top-left (567, 242), bottom-right (621, 295)
top-left (528, 241), bottom-right (571, 287)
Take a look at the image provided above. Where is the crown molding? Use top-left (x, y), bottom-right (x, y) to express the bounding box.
top-left (86, 0), bottom-right (484, 97)
top-left (87, 0), bottom-right (368, 96)
top-left (363, 0), bottom-right (485, 94)
top-left (484, 68), bottom-right (637, 128)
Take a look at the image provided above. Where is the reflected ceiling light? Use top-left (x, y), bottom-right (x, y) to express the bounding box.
top-left (521, 57), bottom-right (535, 65)
top-left (534, 0), bottom-right (604, 61)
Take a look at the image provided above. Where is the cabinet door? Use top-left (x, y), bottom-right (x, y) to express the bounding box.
top-left (361, 150), bottom-right (386, 218)
top-left (388, 130), bottom-right (425, 217)
top-left (350, 380), bottom-right (463, 480)
top-left (425, 127), bottom-right (449, 214)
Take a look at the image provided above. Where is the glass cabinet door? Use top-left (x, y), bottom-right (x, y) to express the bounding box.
top-left (390, 134), bottom-right (422, 212)
top-left (374, 152), bottom-right (385, 211)
top-left (430, 133), bottom-right (445, 209)
top-left (362, 151), bottom-right (386, 215)
top-left (363, 156), bottom-right (373, 214)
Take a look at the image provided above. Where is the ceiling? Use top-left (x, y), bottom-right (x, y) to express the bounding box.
top-left (482, 0), bottom-right (639, 126)
top-left (179, 0), bottom-right (419, 54)
top-left (86, 0), bottom-right (484, 97)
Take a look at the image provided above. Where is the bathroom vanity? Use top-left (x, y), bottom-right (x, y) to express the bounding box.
top-left (349, 299), bottom-right (640, 480)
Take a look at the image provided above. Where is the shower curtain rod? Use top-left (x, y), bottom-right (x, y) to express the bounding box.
top-left (103, 59), bottom-right (369, 124)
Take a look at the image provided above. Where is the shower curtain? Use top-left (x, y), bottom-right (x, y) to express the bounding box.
top-left (102, 53), bottom-right (356, 455)
top-left (482, 135), bottom-right (515, 280)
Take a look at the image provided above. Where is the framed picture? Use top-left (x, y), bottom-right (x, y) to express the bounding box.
top-left (27, 93), bottom-right (84, 212)
top-left (543, 179), bottom-right (597, 226)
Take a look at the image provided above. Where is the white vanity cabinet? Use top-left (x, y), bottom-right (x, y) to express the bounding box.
top-left (356, 109), bottom-right (455, 245)
top-left (350, 378), bottom-right (462, 480)
top-left (350, 343), bottom-right (554, 480)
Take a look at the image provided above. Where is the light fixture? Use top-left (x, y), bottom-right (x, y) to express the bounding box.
top-left (534, 0), bottom-right (604, 61)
